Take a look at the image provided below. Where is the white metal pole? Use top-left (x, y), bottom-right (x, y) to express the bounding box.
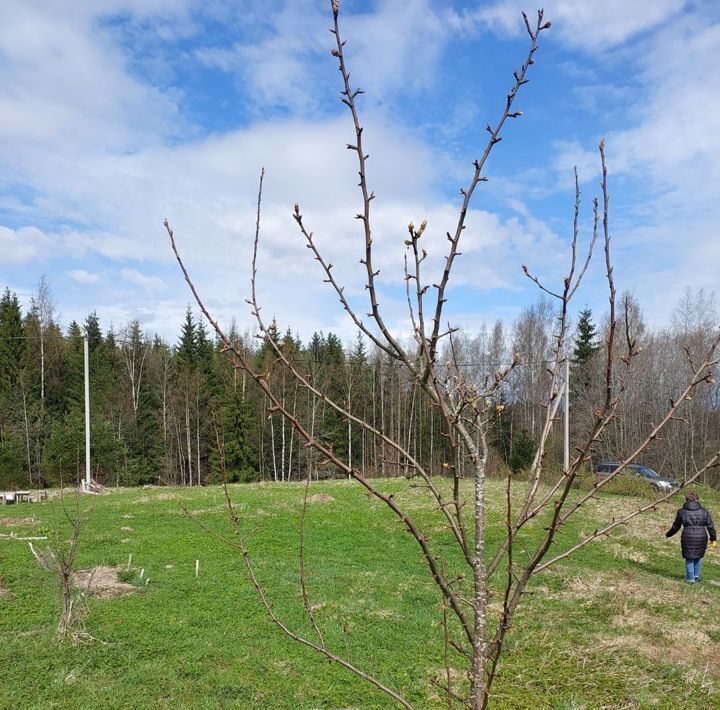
top-left (564, 353), bottom-right (570, 472)
top-left (84, 335), bottom-right (91, 491)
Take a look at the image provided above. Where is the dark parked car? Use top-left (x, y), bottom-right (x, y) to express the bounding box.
top-left (595, 461), bottom-right (679, 492)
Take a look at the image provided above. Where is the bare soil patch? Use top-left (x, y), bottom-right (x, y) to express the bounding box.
top-left (73, 566), bottom-right (136, 600)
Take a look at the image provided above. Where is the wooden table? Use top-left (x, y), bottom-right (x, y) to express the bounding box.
top-left (1, 490), bottom-right (33, 504)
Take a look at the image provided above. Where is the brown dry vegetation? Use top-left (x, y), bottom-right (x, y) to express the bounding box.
top-left (308, 493), bottom-right (336, 504)
top-left (0, 517), bottom-right (36, 527)
top-left (73, 566), bottom-right (137, 600)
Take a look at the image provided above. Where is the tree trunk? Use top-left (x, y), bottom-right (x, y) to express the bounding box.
top-left (21, 378), bottom-right (33, 485)
top-left (185, 391), bottom-right (193, 486)
top-left (470, 443), bottom-right (488, 709)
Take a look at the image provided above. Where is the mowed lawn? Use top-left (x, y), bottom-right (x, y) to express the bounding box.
top-left (2, 478), bottom-right (720, 709)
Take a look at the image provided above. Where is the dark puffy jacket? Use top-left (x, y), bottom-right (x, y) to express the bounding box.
top-left (666, 500), bottom-right (717, 559)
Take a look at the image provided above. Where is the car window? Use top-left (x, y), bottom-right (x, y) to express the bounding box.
top-left (635, 466), bottom-right (660, 478)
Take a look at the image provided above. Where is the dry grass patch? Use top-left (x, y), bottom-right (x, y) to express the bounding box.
top-left (609, 543), bottom-right (649, 564)
top-left (427, 666), bottom-right (468, 703)
top-left (599, 628), bottom-right (720, 688)
top-left (0, 517), bottom-right (35, 527)
top-left (580, 495), bottom-right (675, 546)
top-left (185, 504), bottom-right (227, 516)
top-left (577, 573), bottom-right (720, 691)
top-left (367, 608), bottom-right (398, 620)
top-left (548, 569), bottom-right (688, 608)
top-left (308, 493), bottom-right (335, 504)
top-left (132, 492), bottom-right (183, 504)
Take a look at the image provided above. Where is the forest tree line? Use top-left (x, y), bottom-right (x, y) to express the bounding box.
top-left (0, 281), bottom-right (718, 489)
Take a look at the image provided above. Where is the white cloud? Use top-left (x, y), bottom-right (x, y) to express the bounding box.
top-left (0, 3), bottom-right (183, 161)
top-left (344, 0), bottom-right (450, 96)
top-left (609, 18), bottom-right (720, 208)
top-left (1, 0), bottom-right (718, 341)
top-left (68, 269), bottom-right (102, 284)
top-left (195, 0), bottom-right (455, 113)
top-left (551, 14), bottom-right (720, 246)
top-left (120, 268), bottom-right (166, 292)
top-left (0, 109), bottom-right (570, 339)
top-left (0, 226), bottom-right (55, 264)
top-left (454, 0), bottom-right (687, 51)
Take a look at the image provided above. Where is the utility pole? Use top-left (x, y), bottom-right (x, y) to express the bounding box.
top-left (84, 335), bottom-right (91, 491)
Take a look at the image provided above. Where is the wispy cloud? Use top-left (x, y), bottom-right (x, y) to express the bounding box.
top-left (452, 0), bottom-right (687, 51)
top-left (120, 268), bottom-right (166, 293)
top-left (68, 269), bottom-right (102, 284)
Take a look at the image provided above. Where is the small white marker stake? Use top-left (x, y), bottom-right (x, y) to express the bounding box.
top-left (127, 554), bottom-right (132, 571)
top-left (139, 568), bottom-right (145, 579)
top-left (195, 559), bottom-right (200, 578)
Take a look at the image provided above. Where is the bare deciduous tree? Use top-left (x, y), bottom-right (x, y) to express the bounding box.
top-left (164, 3), bottom-right (720, 707)
top-left (29, 488), bottom-right (93, 643)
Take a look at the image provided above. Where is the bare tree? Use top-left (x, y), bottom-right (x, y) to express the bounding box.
top-left (121, 320), bottom-right (149, 420)
top-left (31, 274), bottom-right (54, 407)
top-left (164, 4), bottom-right (719, 707)
top-left (29, 488), bottom-right (92, 642)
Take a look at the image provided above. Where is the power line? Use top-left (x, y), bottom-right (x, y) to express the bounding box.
top-left (0, 334), bottom-right (139, 346)
top-left (0, 335), bottom-right (562, 367)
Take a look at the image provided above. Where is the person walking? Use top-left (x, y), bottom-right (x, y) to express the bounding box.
top-left (666, 491), bottom-right (717, 583)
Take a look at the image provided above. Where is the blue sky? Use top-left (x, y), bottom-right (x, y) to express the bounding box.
top-left (1, 0), bottom-right (718, 342)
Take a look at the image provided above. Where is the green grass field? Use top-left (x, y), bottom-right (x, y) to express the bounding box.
top-left (1, 478), bottom-right (720, 709)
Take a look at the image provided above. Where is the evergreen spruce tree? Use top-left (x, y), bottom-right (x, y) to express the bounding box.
top-left (195, 316), bottom-right (213, 367)
top-left (0, 289), bottom-right (28, 487)
top-left (210, 385), bottom-right (258, 482)
top-left (572, 308), bottom-right (599, 365)
top-left (0, 288), bottom-right (25, 388)
top-left (320, 332), bottom-right (347, 464)
top-left (84, 311), bottom-right (103, 351)
top-left (62, 321), bottom-right (85, 414)
top-left (509, 429), bottom-right (536, 474)
top-left (176, 306), bottom-right (197, 367)
top-left (22, 308), bottom-right (42, 400)
top-left (571, 307), bottom-right (599, 397)
top-left (350, 332), bottom-right (367, 364)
